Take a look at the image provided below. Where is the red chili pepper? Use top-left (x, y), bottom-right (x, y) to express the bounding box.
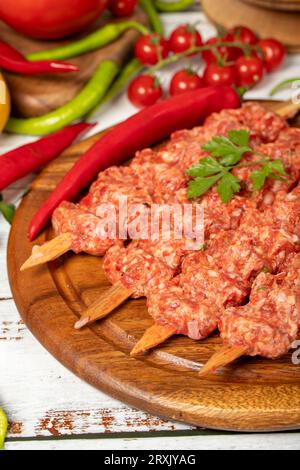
top-left (0, 40), bottom-right (79, 75)
top-left (0, 123), bottom-right (94, 192)
top-left (29, 86), bottom-right (240, 240)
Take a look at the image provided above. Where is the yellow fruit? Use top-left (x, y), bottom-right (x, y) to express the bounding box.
top-left (0, 407), bottom-right (8, 449)
top-left (0, 73), bottom-right (10, 132)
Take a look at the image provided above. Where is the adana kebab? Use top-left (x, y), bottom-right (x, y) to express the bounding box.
top-left (21, 101), bottom-right (300, 364)
top-left (72, 102), bottom-right (292, 331)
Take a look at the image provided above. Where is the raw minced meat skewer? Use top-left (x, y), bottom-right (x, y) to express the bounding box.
top-left (21, 101), bottom-right (287, 271)
top-left (199, 252), bottom-right (300, 377)
top-left (131, 178), bottom-right (300, 356)
top-left (74, 104), bottom-right (297, 330)
top-left (21, 166), bottom-right (154, 270)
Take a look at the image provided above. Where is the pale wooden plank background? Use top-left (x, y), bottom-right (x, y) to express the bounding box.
top-left (1, 9), bottom-right (300, 451)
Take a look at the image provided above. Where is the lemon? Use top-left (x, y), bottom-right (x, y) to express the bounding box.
top-left (0, 407), bottom-right (8, 449)
top-left (0, 73), bottom-right (10, 132)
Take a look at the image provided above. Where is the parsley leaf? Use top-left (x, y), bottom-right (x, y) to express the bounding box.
top-left (251, 160), bottom-right (287, 190)
top-left (187, 129), bottom-right (286, 203)
top-left (203, 129), bottom-right (251, 166)
top-left (186, 157), bottom-right (224, 177)
top-left (217, 173), bottom-right (241, 203)
top-left (187, 174), bottom-right (222, 199)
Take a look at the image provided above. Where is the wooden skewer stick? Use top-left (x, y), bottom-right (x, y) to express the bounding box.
top-left (198, 345), bottom-right (247, 377)
top-left (74, 281), bottom-right (132, 329)
top-left (275, 100), bottom-right (300, 118)
top-left (20, 233), bottom-right (73, 271)
top-left (130, 324), bottom-right (176, 357)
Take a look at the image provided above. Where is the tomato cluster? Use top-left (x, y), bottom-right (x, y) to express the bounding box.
top-left (109, 0), bottom-right (137, 17)
top-left (128, 24), bottom-right (286, 108)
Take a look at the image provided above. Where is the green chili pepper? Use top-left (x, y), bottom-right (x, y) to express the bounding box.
top-left (154, 0), bottom-right (195, 12)
top-left (270, 77), bottom-right (300, 96)
top-left (85, 58), bottom-right (143, 120)
top-left (0, 408), bottom-right (8, 450)
top-left (139, 0), bottom-right (164, 35)
top-left (27, 22), bottom-right (149, 62)
top-left (6, 60), bottom-right (119, 136)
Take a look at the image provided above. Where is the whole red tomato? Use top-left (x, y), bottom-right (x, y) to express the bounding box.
top-left (109, 0), bottom-right (137, 17)
top-left (128, 74), bottom-right (163, 108)
top-left (202, 36), bottom-right (240, 64)
top-left (235, 55), bottom-right (264, 87)
top-left (134, 33), bottom-right (169, 65)
top-left (169, 69), bottom-right (204, 96)
top-left (169, 24), bottom-right (202, 54)
top-left (0, 0), bottom-right (108, 39)
top-left (228, 25), bottom-right (258, 45)
top-left (203, 63), bottom-right (237, 87)
top-left (257, 38), bottom-right (285, 72)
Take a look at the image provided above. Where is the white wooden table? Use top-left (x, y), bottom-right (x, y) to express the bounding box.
top-left (1, 10), bottom-right (300, 451)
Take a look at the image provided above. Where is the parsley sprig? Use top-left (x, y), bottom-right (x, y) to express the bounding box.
top-left (187, 130), bottom-right (286, 203)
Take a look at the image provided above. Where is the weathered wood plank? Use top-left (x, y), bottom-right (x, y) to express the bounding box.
top-left (5, 433), bottom-right (300, 450)
top-left (0, 299), bottom-right (192, 439)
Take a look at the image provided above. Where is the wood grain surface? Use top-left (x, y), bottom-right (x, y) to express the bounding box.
top-left (0, 9), bottom-right (148, 118)
top-left (242, 0), bottom-right (300, 11)
top-left (202, 0), bottom-right (300, 51)
top-left (7, 101), bottom-right (300, 432)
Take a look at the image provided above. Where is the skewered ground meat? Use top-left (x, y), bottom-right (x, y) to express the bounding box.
top-left (146, 178), bottom-right (300, 341)
top-left (147, 277), bottom-right (216, 339)
top-left (102, 242), bottom-right (174, 298)
top-left (219, 253), bottom-right (300, 358)
top-left (52, 201), bottom-right (122, 256)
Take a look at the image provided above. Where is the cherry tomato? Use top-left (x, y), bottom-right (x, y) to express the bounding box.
top-left (134, 33), bottom-right (169, 65)
top-left (203, 63), bottom-right (237, 87)
top-left (235, 55), bottom-right (264, 87)
top-left (109, 0), bottom-right (137, 17)
top-left (169, 69), bottom-right (204, 96)
top-left (169, 24), bottom-right (202, 54)
top-left (257, 38), bottom-right (285, 72)
top-left (228, 25), bottom-right (258, 45)
top-left (202, 36), bottom-right (240, 65)
top-left (0, 0), bottom-right (108, 40)
top-left (128, 74), bottom-right (163, 108)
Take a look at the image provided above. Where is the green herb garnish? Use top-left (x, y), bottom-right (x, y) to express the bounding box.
top-left (187, 129), bottom-right (286, 203)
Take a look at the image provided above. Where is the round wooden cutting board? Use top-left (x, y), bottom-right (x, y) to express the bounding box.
top-left (202, 0), bottom-right (300, 52)
top-left (8, 102), bottom-right (300, 432)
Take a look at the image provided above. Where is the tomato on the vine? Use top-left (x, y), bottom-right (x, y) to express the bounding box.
top-left (228, 25), bottom-right (258, 45)
top-left (203, 63), bottom-right (237, 87)
top-left (134, 33), bottom-right (169, 65)
top-left (169, 69), bottom-right (204, 96)
top-left (202, 36), bottom-right (240, 64)
top-left (169, 24), bottom-right (202, 54)
top-left (109, 0), bottom-right (137, 17)
top-left (128, 74), bottom-right (163, 108)
top-left (235, 55), bottom-right (264, 87)
top-left (257, 38), bottom-right (285, 72)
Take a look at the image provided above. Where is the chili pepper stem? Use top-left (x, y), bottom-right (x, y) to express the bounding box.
top-left (139, 0), bottom-right (164, 35)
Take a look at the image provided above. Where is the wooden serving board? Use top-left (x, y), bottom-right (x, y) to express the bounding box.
top-left (0, 8), bottom-right (148, 118)
top-left (7, 101), bottom-right (300, 432)
top-left (202, 0), bottom-right (300, 52)
top-left (242, 0), bottom-right (300, 11)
